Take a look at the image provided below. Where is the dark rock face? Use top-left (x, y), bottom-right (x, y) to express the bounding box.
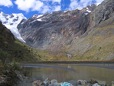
top-left (18, 9), bottom-right (91, 50)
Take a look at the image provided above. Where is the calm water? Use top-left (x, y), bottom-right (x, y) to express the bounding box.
top-left (18, 63), bottom-right (114, 86)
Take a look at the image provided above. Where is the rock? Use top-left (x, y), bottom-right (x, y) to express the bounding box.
top-left (92, 83), bottom-right (100, 86)
top-left (89, 79), bottom-right (98, 84)
top-left (98, 81), bottom-right (106, 86)
top-left (112, 81), bottom-right (114, 86)
top-left (32, 80), bottom-right (43, 86)
top-left (61, 82), bottom-right (73, 86)
top-left (0, 76), bottom-right (6, 84)
top-left (91, 0), bottom-right (114, 26)
top-left (68, 80), bottom-right (77, 86)
top-left (44, 78), bottom-right (50, 86)
top-left (49, 79), bottom-right (60, 86)
top-left (77, 80), bottom-right (87, 86)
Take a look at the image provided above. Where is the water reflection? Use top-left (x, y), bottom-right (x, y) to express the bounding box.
top-left (19, 64), bottom-right (114, 86)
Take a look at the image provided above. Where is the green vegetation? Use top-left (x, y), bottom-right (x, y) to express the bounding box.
top-left (0, 39), bottom-right (41, 63)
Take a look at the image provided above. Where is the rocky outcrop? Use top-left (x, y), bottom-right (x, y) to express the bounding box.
top-left (91, 0), bottom-right (114, 26)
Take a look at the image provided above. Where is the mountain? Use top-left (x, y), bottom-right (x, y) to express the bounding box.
top-left (18, 5), bottom-right (96, 49)
top-left (18, 0), bottom-right (114, 61)
top-left (0, 12), bottom-right (26, 42)
top-left (0, 22), bottom-right (41, 63)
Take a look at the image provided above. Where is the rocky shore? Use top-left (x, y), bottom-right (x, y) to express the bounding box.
top-left (32, 79), bottom-right (114, 86)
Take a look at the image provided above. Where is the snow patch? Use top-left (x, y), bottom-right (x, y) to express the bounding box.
top-left (86, 8), bottom-right (91, 13)
top-left (37, 18), bottom-right (42, 21)
top-left (85, 12), bottom-right (89, 15)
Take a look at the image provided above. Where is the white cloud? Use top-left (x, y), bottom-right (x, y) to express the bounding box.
top-left (41, 6), bottom-right (50, 13)
top-left (54, 6), bottom-right (61, 11)
top-left (69, 0), bottom-right (104, 10)
top-left (0, 0), bottom-right (13, 7)
top-left (41, 0), bottom-right (61, 4)
top-left (15, 0), bottom-right (44, 12)
top-left (15, 0), bottom-right (61, 14)
top-left (52, 0), bottom-right (61, 4)
top-left (32, 0), bottom-right (44, 11)
top-left (69, 0), bottom-right (79, 10)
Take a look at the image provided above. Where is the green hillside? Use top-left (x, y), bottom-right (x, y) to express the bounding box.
top-left (68, 23), bottom-right (114, 61)
top-left (0, 22), bottom-right (41, 64)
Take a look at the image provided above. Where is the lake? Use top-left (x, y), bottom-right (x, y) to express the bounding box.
top-left (18, 63), bottom-right (114, 86)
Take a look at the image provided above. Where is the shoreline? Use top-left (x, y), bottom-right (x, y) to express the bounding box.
top-left (22, 61), bottom-right (114, 64)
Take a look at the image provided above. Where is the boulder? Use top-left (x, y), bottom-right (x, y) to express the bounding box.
top-left (49, 79), bottom-right (60, 86)
top-left (112, 81), bottom-right (114, 86)
top-left (32, 80), bottom-right (43, 86)
top-left (60, 82), bottom-right (73, 86)
top-left (92, 83), bottom-right (100, 86)
top-left (77, 80), bottom-right (87, 86)
top-left (98, 81), bottom-right (106, 86)
top-left (68, 80), bottom-right (77, 86)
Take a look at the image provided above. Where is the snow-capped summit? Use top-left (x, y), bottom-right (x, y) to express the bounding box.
top-left (0, 11), bottom-right (27, 42)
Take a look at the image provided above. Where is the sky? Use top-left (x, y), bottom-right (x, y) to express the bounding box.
top-left (0, 0), bottom-right (104, 18)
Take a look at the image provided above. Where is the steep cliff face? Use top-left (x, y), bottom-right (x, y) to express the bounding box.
top-left (91, 0), bottom-right (114, 27)
top-left (18, 0), bottom-right (114, 61)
